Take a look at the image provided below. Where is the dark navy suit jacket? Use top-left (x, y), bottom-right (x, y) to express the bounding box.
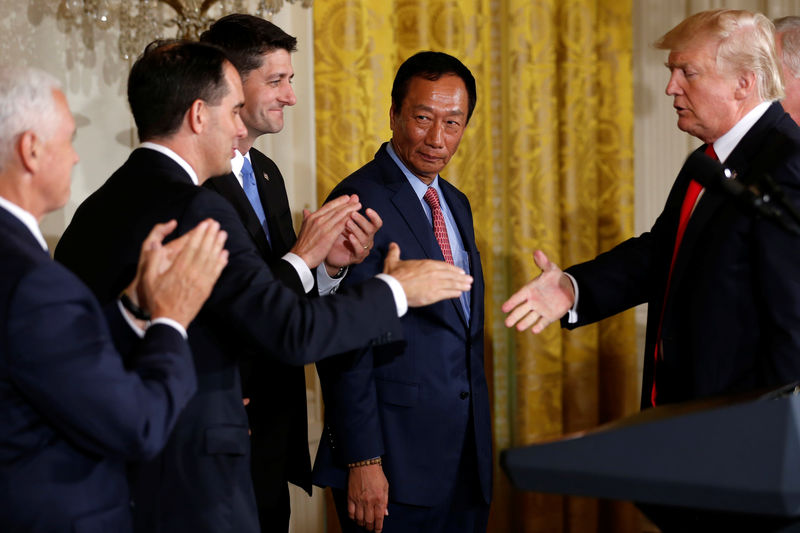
top-left (55, 147), bottom-right (404, 533)
top-left (564, 102), bottom-right (800, 408)
top-left (0, 206), bottom-right (195, 532)
top-left (313, 143), bottom-right (493, 507)
top-left (204, 148), bottom-right (314, 518)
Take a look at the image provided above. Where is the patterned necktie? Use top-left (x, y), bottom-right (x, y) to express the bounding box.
top-left (651, 143), bottom-right (716, 406)
top-left (241, 157), bottom-right (271, 246)
top-left (423, 186), bottom-right (454, 265)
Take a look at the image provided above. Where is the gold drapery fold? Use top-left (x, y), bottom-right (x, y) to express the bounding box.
top-left (314, 1), bottom-right (637, 531)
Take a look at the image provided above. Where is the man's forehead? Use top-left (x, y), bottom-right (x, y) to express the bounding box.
top-left (258, 49), bottom-right (293, 73)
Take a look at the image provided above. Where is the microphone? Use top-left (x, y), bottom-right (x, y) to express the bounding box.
top-left (685, 150), bottom-right (800, 236)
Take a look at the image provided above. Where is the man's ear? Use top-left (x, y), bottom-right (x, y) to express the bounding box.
top-left (735, 71), bottom-right (757, 100)
top-left (187, 99), bottom-right (206, 134)
top-left (389, 103), bottom-right (397, 132)
top-left (17, 130), bottom-right (39, 174)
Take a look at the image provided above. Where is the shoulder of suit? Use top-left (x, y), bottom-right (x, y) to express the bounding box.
top-left (249, 147), bottom-right (281, 173)
top-left (2, 237), bottom-right (52, 290)
top-left (5, 252), bottom-right (87, 308)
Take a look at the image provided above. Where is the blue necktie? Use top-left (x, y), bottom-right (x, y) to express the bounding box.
top-left (241, 157), bottom-right (271, 246)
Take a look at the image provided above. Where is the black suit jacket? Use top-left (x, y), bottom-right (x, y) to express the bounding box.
top-left (55, 147), bottom-right (403, 533)
top-left (564, 102), bottom-right (800, 408)
top-left (0, 206), bottom-right (195, 533)
top-left (313, 144), bottom-right (493, 507)
top-left (204, 148), bottom-right (313, 503)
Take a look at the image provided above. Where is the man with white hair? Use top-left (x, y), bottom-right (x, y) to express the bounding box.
top-left (775, 16), bottom-right (800, 124)
top-left (503, 9), bottom-right (800, 528)
top-left (504, 9), bottom-right (800, 408)
top-left (0, 65), bottom-right (228, 532)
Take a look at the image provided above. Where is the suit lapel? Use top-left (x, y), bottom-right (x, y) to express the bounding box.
top-left (252, 157), bottom-right (291, 257)
top-left (378, 147), bottom-right (470, 328)
top-left (439, 181), bottom-right (483, 329)
top-left (667, 103), bottom-right (783, 300)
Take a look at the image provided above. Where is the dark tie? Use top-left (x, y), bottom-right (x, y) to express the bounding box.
top-left (241, 157), bottom-right (271, 246)
top-left (423, 186), bottom-right (454, 265)
top-left (651, 143), bottom-right (716, 406)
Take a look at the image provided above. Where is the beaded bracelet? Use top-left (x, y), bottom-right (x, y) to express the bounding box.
top-left (347, 457), bottom-right (382, 468)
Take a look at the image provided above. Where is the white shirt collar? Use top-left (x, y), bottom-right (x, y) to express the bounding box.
top-left (712, 101), bottom-right (772, 163)
top-left (140, 141), bottom-right (200, 185)
top-left (230, 148), bottom-right (252, 187)
top-left (0, 195), bottom-right (48, 251)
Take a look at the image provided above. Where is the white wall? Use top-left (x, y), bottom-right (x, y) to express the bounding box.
top-left (0, 0), bottom-right (317, 250)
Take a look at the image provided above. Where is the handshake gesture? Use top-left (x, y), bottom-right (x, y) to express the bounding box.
top-left (502, 250), bottom-right (576, 333)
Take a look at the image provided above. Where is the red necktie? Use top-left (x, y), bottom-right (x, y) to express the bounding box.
top-left (423, 187), bottom-right (454, 265)
top-left (651, 144), bottom-right (716, 406)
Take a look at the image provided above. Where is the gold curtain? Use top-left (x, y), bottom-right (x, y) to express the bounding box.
top-left (314, 1), bottom-right (638, 531)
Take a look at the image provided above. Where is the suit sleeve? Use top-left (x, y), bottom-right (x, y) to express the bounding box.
top-left (563, 178), bottom-right (682, 328)
top-left (182, 191), bottom-right (403, 366)
top-left (6, 262), bottom-right (196, 460)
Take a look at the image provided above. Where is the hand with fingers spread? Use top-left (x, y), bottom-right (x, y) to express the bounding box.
top-left (382, 242), bottom-right (473, 307)
top-left (347, 463), bottom-right (388, 532)
top-left (501, 250), bottom-right (575, 334)
top-left (291, 195), bottom-right (362, 269)
top-left (324, 207), bottom-right (383, 276)
top-left (124, 218), bottom-right (229, 329)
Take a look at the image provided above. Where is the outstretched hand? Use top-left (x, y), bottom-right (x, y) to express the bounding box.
top-left (501, 250), bottom-right (575, 334)
top-left (382, 242), bottom-right (472, 307)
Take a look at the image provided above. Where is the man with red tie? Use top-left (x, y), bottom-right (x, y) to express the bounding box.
top-left (313, 52), bottom-right (492, 533)
top-left (503, 9), bottom-right (800, 408)
top-left (503, 11), bottom-right (800, 530)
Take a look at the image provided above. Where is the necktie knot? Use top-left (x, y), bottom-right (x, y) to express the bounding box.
top-left (705, 143), bottom-right (718, 161)
top-left (242, 157), bottom-right (255, 184)
top-left (422, 186), bottom-right (453, 265)
top-left (423, 186), bottom-right (441, 210)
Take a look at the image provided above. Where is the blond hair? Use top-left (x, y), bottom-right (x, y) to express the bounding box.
top-left (655, 9), bottom-right (784, 102)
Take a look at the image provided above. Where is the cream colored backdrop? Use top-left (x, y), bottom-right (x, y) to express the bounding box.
top-left (314, 2), bottom-right (637, 532)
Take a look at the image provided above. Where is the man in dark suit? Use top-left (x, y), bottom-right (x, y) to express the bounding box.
top-left (55, 41), bottom-right (473, 533)
top-left (313, 52), bottom-right (493, 533)
top-left (502, 10), bottom-right (800, 529)
top-left (199, 16), bottom-right (383, 531)
top-left (0, 65), bottom-right (227, 532)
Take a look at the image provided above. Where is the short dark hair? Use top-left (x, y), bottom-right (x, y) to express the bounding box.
top-left (200, 14), bottom-right (297, 79)
top-left (127, 40), bottom-right (232, 142)
top-left (391, 51), bottom-right (477, 123)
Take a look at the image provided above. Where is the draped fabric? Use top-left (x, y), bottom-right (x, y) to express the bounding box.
top-left (314, 1), bottom-right (637, 531)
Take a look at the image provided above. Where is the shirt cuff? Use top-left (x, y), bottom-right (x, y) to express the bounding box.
top-left (316, 264), bottom-right (347, 295)
top-left (564, 272), bottom-right (579, 324)
top-left (282, 252), bottom-right (315, 294)
top-left (151, 317), bottom-right (188, 339)
top-left (118, 299), bottom-right (146, 338)
top-left (375, 273), bottom-right (408, 317)
top-left (118, 300), bottom-right (189, 339)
